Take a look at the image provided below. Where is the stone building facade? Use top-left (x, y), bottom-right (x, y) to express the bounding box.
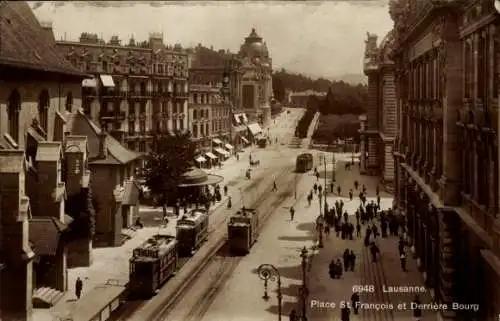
top-left (390, 0), bottom-right (500, 320)
top-left (0, 1), bottom-right (90, 319)
top-left (54, 31), bottom-right (190, 154)
top-left (361, 31), bottom-right (397, 190)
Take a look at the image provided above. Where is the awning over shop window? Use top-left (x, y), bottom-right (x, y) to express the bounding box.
top-left (205, 152), bottom-right (217, 160)
top-left (214, 147), bottom-right (229, 157)
top-left (234, 125), bottom-right (247, 132)
top-left (225, 144), bottom-right (234, 150)
top-left (247, 123), bottom-right (262, 136)
top-left (195, 156), bottom-right (207, 163)
top-left (99, 74), bottom-right (115, 87)
top-left (212, 138), bottom-right (223, 145)
top-left (241, 137), bottom-right (249, 144)
top-left (82, 78), bottom-right (97, 88)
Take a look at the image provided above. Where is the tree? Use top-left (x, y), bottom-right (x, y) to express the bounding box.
top-left (144, 132), bottom-right (197, 216)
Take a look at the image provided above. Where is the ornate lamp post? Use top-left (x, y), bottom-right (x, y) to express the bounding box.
top-left (258, 264), bottom-right (283, 321)
top-left (300, 247), bottom-right (309, 320)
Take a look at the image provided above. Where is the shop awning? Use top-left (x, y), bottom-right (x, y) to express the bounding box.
top-left (225, 143), bottom-right (234, 150)
top-left (205, 152), bottom-right (217, 160)
top-left (214, 147), bottom-right (229, 157)
top-left (82, 78), bottom-right (97, 88)
top-left (212, 138), bottom-right (223, 145)
top-left (234, 125), bottom-right (247, 132)
top-left (241, 137), bottom-right (249, 144)
top-left (99, 74), bottom-right (115, 87)
top-left (247, 123), bottom-right (262, 136)
top-left (195, 156), bottom-right (207, 163)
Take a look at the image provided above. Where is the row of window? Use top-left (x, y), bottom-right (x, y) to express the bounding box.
top-left (193, 109), bottom-right (209, 119)
top-left (212, 119), bottom-right (230, 133)
top-left (6, 89), bottom-right (74, 143)
top-left (70, 59), bottom-right (187, 78)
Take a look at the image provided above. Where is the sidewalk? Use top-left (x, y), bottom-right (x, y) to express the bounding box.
top-left (304, 157), bottom-right (437, 321)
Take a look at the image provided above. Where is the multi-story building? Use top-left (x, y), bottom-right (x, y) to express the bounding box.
top-left (0, 2), bottom-right (91, 319)
top-left (189, 84), bottom-right (232, 166)
top-left (54, 32), bottom-right (190, 154)
top-left (361, 31), bottom-right (397, 190)
top-left (389, 0), bottom-right (500, 319)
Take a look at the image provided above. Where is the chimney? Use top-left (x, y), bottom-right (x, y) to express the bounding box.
top-left (98, 132), bottom-right (107, 159)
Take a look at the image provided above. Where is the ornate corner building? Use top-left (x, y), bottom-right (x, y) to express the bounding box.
top-left (388, 0), bottom-right (500, 319)
top-left (55, 31), bottom-right (190, 154)
top-left (362, 32), bottom-right (398, 190)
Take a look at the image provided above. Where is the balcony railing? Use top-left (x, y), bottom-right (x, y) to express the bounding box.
top-left (129, 91), bottom-right (151, 98)
top-left (173, 92), bottom-right (189, 99)
top-left (99, 111), bottom-right (126, 120)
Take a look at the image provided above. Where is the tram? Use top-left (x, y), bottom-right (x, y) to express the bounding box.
top-left (176, 209), bottom-right (209, 256)
top-left (129, 234), bottom-right (178, 297)
top-left (296, 153), bottom-right (313, 172)
top-left (227, 208), bottom-right (259, 255)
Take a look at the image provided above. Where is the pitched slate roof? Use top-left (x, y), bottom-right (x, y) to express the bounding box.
top-left (29, 217), bottom-right (67, 256)
top-left (65, 110), bottom-right (140, 165)
top-left (0, 1), bottom-right (85, 77)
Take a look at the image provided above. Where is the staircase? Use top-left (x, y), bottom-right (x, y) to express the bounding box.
top-left (33, 287), bottom-right (64, 308)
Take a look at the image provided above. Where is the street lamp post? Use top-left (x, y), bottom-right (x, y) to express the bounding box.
top-left (258, 264), bottom-right (283, 321)
top-left (300, 247), bottom-right (309, 321)
top-left (316, 214), bottom-right (324, 248)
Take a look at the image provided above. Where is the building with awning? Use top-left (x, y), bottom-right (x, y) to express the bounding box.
top-left (205, 152), bottom-right (218, 161)
top-left (212, 138), bottom-right (223, 145)
top-left (225, 143), bottom-right (234, 151)
top-left (99, 74), bottom-right (115, 87)
top-left (247, 123), bottom-right (263, 137)
top-left (82, 78), bottom-right (97, 88)
top-left (214, 147), bottom-right (229, 158)
top-left (241, 137), bottom-right (249, 144)
top-left (195, 155), bottom-right (207, 163)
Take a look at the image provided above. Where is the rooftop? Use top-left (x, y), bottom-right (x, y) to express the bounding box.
top-left (0, 2), bottom-right (85, 77)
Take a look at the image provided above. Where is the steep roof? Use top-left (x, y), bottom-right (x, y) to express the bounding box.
top-left (65, 110), bottom-right (141, 165)
top-left (29, 217), bottom-right (67, 256)
top-left (0, 1), bottom-right (85, 77)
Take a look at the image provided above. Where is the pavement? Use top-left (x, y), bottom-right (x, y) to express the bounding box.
top-left (196, 152), bottom-right (438, 321)
top-left (34, 107), bottom-right (305, 321)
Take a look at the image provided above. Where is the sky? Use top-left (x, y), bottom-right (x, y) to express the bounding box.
top-left (30, 1), bottom-right (394, 79)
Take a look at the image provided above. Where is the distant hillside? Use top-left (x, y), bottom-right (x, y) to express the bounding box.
top-left (333, 73), bottom-right (367, 86)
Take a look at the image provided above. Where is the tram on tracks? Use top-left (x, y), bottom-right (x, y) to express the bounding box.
top-left (296, 153), bottom-right (313, 172)
top-left (227, 208), bottom-right (259, 255)
top-left (129, 234), bottom-right (178, 297)
top-left (176, 209), bottom-right (209, 256)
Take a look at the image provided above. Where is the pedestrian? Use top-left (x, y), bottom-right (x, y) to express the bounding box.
top-left (335, 258), bottom-right (343, 278)
top-left (400, 252), bottom-right (407, 272)
top-left (412, 295), bottom-right (422, 320)
top-left (351, 292), bottom-right (360, 314)
top-left (348, 223), bottom-right (354, 240)
top-left (324, 224), bottom-right (330, 236)
top-left (343, 249), bottom-right (350, 270)
top-left (377, 195), bottom-right (381, 207)
top-left (337, 185), bottom-right (341, 196)
top-left (398, 237), bottom-right (405, 255)
top-left (330, 181), bottom-right (334, 193)
top-left (356, 223), bottom-right (361, 237)
top-left (329, 260), bottom-right (336, 279)
top-left (289, 309), bottom-right (298, 321)
top-left (343, 211), bottom-right (348, 223)
top-left (75, 277), bottom-right (83, 299)
top-left (349, 250), bottom-right (356, 271)
top-left (370, 242), bottom-right (379, 262)
top-left (290, 206), bottom-right (295, 221)
top-left (318, 184), bottom-right (323, 195)
top-left (354, 180), bottom-right (358, 190)
top-left (224, 185), bottom-right (228, 196)
top-left (316, 171), bottom-right (320, 181)
top-left (236, 153), bottom-right (239, 161)
top-left (314, 183), bottom-right (318, 193)
top-left (227, 196), bottom-right (232, 209)
top-left (341, 303), bottom-right (350, 321)
top-left (349, 189), bottom-right (353, 201)
top-left (273, 181), bottom-right (277, 191)
top-left (376, 185), bottom-right (380, 196)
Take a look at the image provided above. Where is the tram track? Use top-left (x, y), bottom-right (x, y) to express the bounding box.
top-left (156, 158), bottom-right (302, 321)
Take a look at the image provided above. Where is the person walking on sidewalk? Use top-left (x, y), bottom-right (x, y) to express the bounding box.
top-left (314, 183), bottom-right (318, 194)
top-left (330, 181), bottom-right (334, 193)
top-left (224, 185), bottom-right (228, 196)
top-left (398, 237), bottom-right (406, 255)
top-left (318, 184), bottom-right (323, 195)
top-left (272, 181), bottom-right (277, 191)
top-left (351, 292), bottom-right (360, 314)
top-left (337, 185), bottom-right (341, 196)
top-left (349, 250), bottom-right (356, 271)
top-left (343, 249), bottom-right (350, 271)
top-left (340, 303), bottom-right (351, 321)
top-left (370, 242), bottom-right (379, 262)
top-left (400, 252), bottom-right (407, 272)
top-left (75, 277), bottom-right (83, 299)
top-left (356, 222), bottom-right (361, 238)
top-left (412, 295), bottom-right (422, 321)
top-left (290, 206), bottom-right (295, 221)
top-left (354, 180), bottom-right (358, 190)
top-left (349, 189), bottom-right (353, 201)
top-left (289, 309), bottom-right (298, 321)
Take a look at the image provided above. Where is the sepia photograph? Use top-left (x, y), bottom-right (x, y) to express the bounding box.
top-left (0, 0), bottom-right (499, 320)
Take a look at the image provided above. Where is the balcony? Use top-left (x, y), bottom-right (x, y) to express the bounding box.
top-left (100, 90), bottom-right (124, 99)
top-left (99, 111), bottom-right (126, 121)
top-left (129, 91), bottom-right (151, 99)
top-left (173, 92), bottom-right (189, 99)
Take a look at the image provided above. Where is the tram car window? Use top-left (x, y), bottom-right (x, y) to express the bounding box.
top-left (296, 153), bottom-right (313, 173)
top-left (227, 208), bottom-right (259, 255)
top-left (129, 234), bottom-right (178, 298)
top-left (176, 209), bottom-right (209, 256)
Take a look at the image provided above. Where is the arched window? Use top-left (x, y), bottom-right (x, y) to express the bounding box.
top-left (38, 89), bottom-right (50, 133)
top-left (66, 92), bottom-right (73, 112)
top-left (7, 89), bottom-right (21, 142)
